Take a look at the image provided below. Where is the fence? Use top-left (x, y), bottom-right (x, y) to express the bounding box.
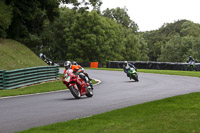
top-left (107, 61), bottom-right (200, 71)
top-left (0, 65), bottom-right (59, 90)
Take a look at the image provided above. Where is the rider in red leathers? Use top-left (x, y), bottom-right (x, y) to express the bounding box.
top-left (64, 61), bottom-right (90, 84)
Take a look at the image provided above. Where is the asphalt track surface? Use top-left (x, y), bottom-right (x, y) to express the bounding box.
top-left (0, 69), bottom-right (200, 133)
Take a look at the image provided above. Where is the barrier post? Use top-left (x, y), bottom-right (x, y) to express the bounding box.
top-left (0, 70), bottom-right (5, 89)
top-left (3, 70), bottom-right (5, 89)
top-left (56, 65), bottom-right (60, 79)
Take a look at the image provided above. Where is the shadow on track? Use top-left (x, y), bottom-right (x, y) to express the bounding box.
top-left (58, 97), bottom-right (89, 101)
top-left (124, 80), bottom-right (139, 83)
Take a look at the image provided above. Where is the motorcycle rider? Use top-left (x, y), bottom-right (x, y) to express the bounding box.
top-left (187, 56), bottom-right (195, 63)
top-left (72, 61), bottom-right (93, 87)
top-left (39, 53), bottom-right (54, 65)
top-left (64, 61), bottom-right (89, 84)
top-left (39, 53), bottom-right (47, 61)
top-left (72, 61), bottom-right (83, 71)
top-left (123, 61), bottom-right (137, 79)
top-left (186, 56), bottom-right (196, 71)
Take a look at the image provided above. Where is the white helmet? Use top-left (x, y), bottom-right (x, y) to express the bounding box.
top-left (64, 61), bottom-right (72, 69)
top-left (39, 53), bottom-right (43, 57)
top-left (124, 61), bottom-right (128, 65)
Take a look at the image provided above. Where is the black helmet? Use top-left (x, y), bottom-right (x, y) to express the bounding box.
top-left (64, 61), bottom-right (71, 69)
top-left (72, 61), bottom-right (77, 65)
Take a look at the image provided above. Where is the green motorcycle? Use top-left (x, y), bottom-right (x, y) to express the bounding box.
top-left (187, 61), bottom-right (197, 71)
top-left (127, 67), bottom-right (139, 81)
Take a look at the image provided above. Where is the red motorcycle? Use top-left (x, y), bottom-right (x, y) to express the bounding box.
top-left (63, 69), bottom-right (93, 99)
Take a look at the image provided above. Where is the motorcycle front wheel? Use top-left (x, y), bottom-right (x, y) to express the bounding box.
top-left (69, 85), bottom-right (81, 99)
top-left (133, 74), bottom-right (139, 82)
top-left (86, 86), bottom-right (93, 97)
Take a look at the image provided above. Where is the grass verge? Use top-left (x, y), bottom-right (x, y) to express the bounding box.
top-left (17, 92), bottom-right (200, 133)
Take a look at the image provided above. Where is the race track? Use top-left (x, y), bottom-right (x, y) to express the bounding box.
top-left (0, 69), bottom-right (200, 133)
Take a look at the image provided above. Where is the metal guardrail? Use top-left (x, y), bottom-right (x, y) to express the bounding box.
top-left (107, 61), bottom-right (200, 71)
top-left (0, 65), bottom-right (59, 90)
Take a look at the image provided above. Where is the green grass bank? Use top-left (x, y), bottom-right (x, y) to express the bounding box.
top-left (0, 38), bottom-right (47, 70)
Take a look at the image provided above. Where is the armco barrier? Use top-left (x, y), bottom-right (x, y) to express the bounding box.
top-left (107, 61), bottom-right (200, 71)
top-left (0, 65), bottom-right (59, 90)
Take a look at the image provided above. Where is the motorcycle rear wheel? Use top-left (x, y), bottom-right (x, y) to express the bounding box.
top-left (69, 85), bottom-right (81, 99)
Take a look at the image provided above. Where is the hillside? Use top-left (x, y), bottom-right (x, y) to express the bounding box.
top-left (0, 38), bottom-right (47, 70)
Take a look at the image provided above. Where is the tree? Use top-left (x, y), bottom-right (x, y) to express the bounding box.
top-left (64, 10), bottom-right (125, 64)
top-left (122, 28), bottom-right (139, 61)
top-left (59, 0), bottom-right (102, 12)
top-left (158, 35), bottom-right (195, 62)
top-left (102, 7), bottom-right (138, 32)
top-left (180, 20), bottom-right (200, 37)
top-left (137, 35), bottom-right (149, 61)
top-left (51, 8), bottom-right (77, 61)
top-left (0, 0), bottom-right (12, 37)
top-left (143, 19), bottom-right (200, 62)
top-left (121, 28), bottom-right (149, 61)
top-left (6, 0), bottom-right (59, 50)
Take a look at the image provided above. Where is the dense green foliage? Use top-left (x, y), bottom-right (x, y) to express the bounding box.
top-left (42, 7), bottom-right (149, 64)
top-left (143, 20), bottom-right (200, 62)
top-left (1, 0), bottom-right (200, 64)
top-left (0, 0), bottom-right (12, 37)
top-left (0, 38), bottom-right (47, 70)
top-left (102, 7), bottom-right (138, 32)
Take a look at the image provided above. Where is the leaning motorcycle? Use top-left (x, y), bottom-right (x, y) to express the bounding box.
top-left (63, 69), bottom-right (93, 99)
top-left (187, 61), bottom-right (196, 71)
top-left (127, 67), bottom-right (139, 81)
